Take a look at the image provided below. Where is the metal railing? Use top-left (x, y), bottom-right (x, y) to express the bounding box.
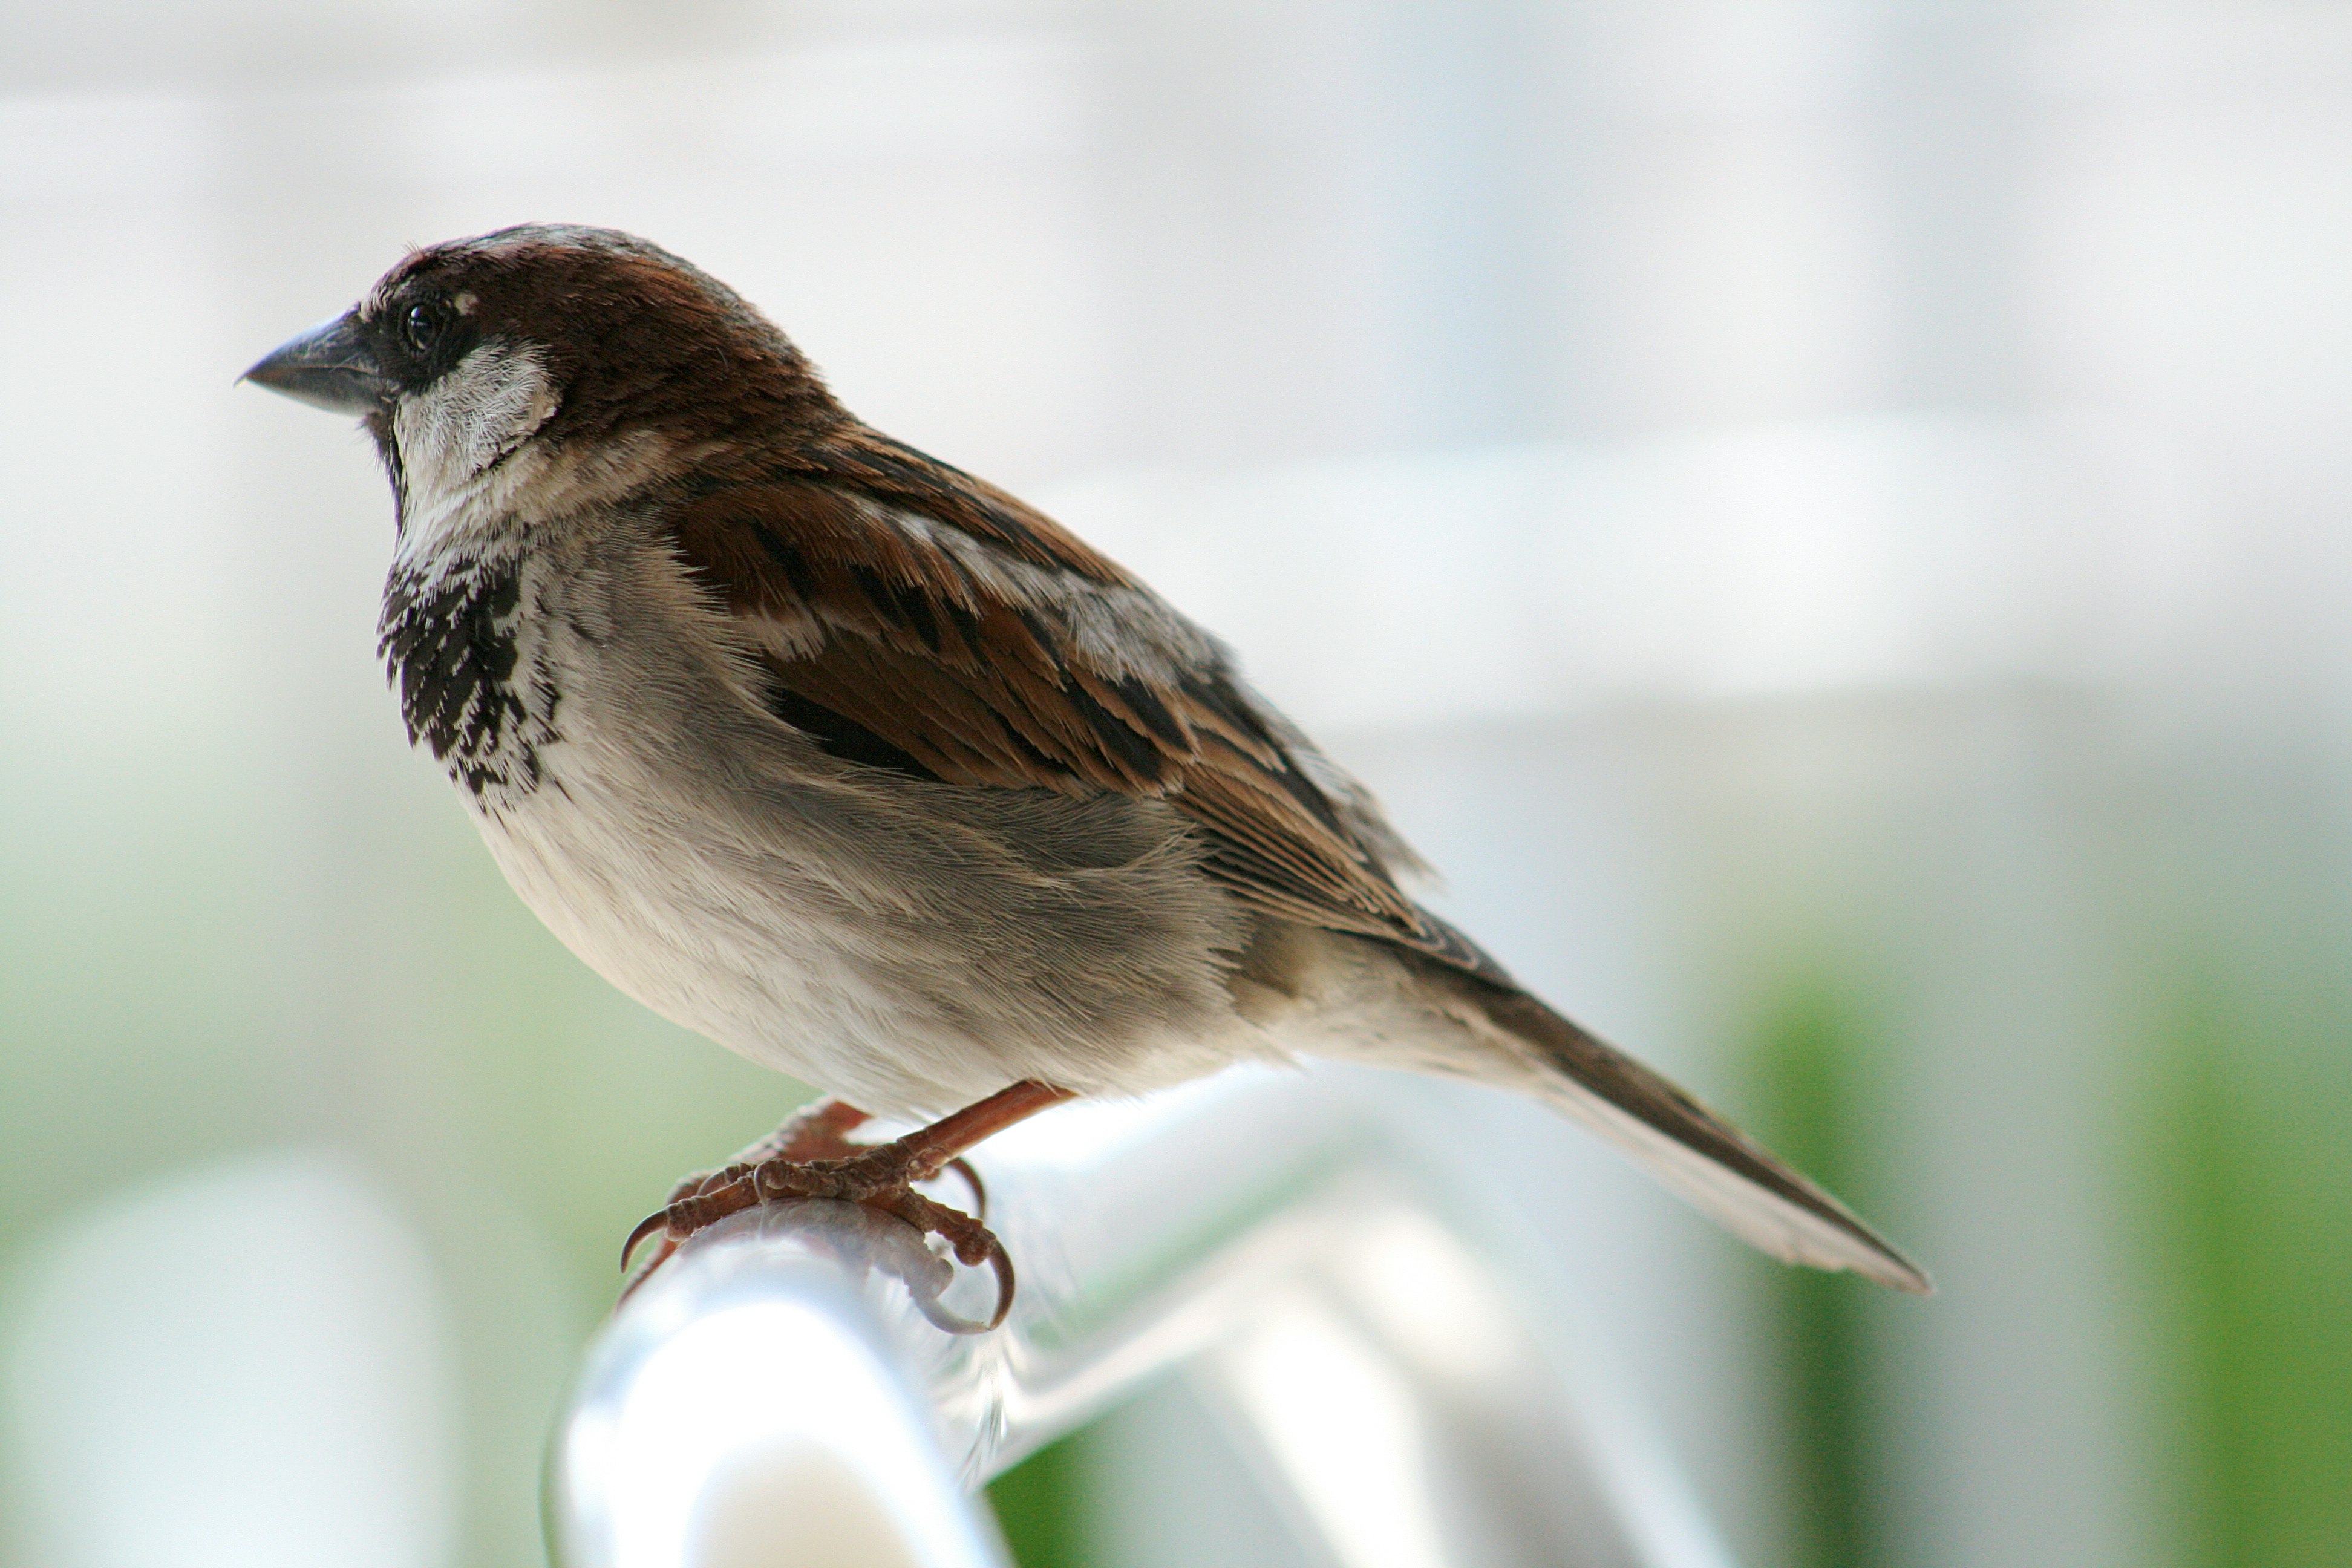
top-left (548, 1062), bottom-right (1742, 1568)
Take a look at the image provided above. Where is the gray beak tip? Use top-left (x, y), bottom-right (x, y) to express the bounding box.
top-left (243, 310), bottom-right (394, 417)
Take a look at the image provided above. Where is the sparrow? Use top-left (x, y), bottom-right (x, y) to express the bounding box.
top-left (243, 224), bottom-right (1929, 1325)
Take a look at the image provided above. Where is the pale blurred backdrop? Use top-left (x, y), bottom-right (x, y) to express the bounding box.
top-left (2, 3), bottom-right (2348, 1566)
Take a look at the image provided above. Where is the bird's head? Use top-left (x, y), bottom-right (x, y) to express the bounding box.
top-left (242, 224), bottom-right (837, 524)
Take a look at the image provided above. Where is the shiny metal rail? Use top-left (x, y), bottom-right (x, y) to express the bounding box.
top-left (549, 1062), bottom-right (1742, 1568)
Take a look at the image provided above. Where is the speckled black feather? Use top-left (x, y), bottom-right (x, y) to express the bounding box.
top-left (377, 560), bottom-right (549, 799)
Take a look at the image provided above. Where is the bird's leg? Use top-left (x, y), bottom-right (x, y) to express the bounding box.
top-left (622, 1080), bottom-right (1076, 1329)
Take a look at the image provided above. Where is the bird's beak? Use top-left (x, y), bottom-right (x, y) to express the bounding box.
top-left (240, 311), bottom-right (393, 415)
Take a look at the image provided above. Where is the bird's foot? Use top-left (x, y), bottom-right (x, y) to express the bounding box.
top-left (621, 1105), bottom-right (1010, 1328)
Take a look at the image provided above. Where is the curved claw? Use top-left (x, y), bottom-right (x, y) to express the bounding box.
top-left (861, 1185), bottom-right (1014, 1334)
top-left (621, 1208), bottom-right (671, 1272)
top-left (978, 1237), bottom-right (1016, 1331)
top-left (616, 1230), bottom-right (681, 1306)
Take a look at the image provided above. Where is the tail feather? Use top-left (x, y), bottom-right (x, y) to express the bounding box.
top-left (1256, 916), bottom-right (1933, 1293)
top-left (1463, 978), bottom-right (1933, 1294)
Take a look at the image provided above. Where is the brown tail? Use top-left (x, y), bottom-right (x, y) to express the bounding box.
top-left (1420, 949), bottom-right (1932, 1293)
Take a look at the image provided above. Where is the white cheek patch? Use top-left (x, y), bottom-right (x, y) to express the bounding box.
top-left (393, 339), bottom-right (560, 506)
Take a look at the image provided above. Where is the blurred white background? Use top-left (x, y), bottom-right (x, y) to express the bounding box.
top-left (4, 3), bottom-right (2349, 1566)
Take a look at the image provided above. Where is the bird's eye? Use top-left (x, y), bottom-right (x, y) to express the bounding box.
top-left (403, 302), bottom-right (440, 354)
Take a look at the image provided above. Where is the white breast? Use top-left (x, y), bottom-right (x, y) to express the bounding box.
top-left (472, 746), bottom-right (942, 1108)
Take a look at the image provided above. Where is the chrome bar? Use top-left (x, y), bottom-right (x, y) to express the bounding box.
top-left (550, 1062), bottom-right (1741, 1568)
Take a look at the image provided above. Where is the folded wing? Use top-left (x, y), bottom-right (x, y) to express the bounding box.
top-left (666, 423), bottom-right (1504, 979)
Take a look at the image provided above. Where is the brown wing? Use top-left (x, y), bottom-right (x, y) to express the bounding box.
top-left (667, 425), bottom-right (1506, 980)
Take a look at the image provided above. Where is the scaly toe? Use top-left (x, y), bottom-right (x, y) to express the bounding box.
top-left (621, 1165), bottom-right (763, 1269)
top-left (619, 1145), bottom-right (1014, 1331)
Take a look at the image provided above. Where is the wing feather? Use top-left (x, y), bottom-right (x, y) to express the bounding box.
top-left (664, 426), bottom-right (1500, 978)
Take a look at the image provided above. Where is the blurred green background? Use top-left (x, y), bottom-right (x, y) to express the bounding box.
top-left (5, 3), bottom-right (2351, 1566)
